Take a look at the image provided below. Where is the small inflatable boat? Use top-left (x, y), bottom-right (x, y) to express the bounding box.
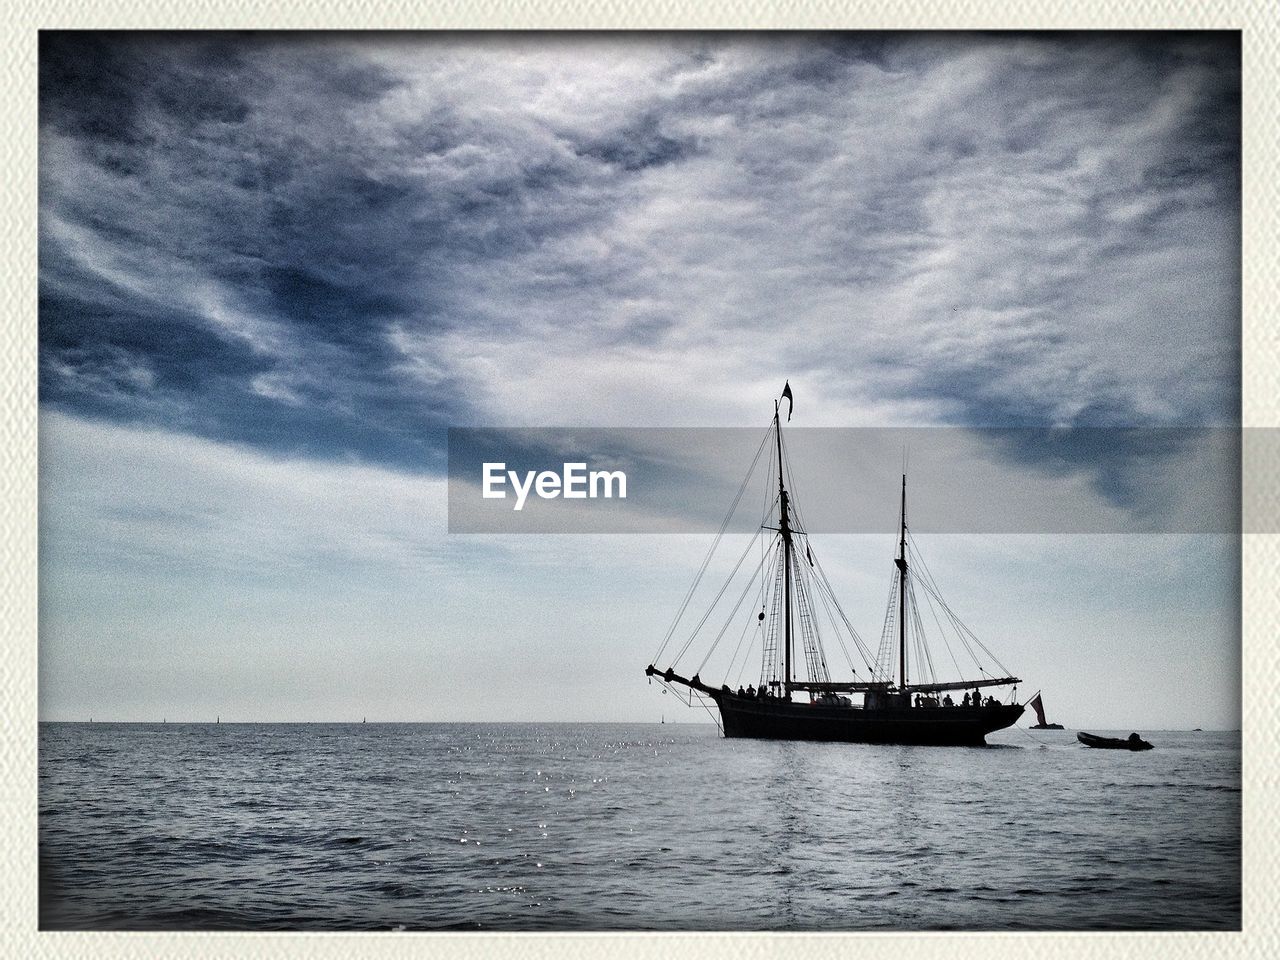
top-left (1077, 731), bottom-right (1153, 751)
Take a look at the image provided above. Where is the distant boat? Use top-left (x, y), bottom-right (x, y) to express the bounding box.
top-left (1028, 693), bottom-right (1065, 730)
top-left (646, 384), bottom-right (1027, 746)
top-left (1078, 731), bottom-right (1153, 751)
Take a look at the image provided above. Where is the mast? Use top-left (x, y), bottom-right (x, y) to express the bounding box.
top-left (776, 403), bottom-right (793, 697)
top-left (895, 474), bottom-right (908, 693)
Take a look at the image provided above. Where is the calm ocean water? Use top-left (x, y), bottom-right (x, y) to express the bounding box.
top-left (39, 721), bottom-right (1239, 931)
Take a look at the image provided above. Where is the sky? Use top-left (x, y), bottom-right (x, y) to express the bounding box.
top-left (38, 32), bottom-right (1241, 728)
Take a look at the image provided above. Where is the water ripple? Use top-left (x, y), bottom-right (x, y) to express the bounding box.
top-left (38, 723), bottom-right (1239, 931)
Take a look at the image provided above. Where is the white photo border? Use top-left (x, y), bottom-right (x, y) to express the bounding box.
top-left (4, 3), bottom-right (1274, 958)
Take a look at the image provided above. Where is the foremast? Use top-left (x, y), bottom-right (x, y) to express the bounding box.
top-left (775, 401), bottom-right (793, 699)
top-left (896, 474), bottom-right (908, 692)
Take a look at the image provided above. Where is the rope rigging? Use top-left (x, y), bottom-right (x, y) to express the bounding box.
top-left (652, 403), bottom-right (1012, 698)
top-left (874, 567), bottom-right (899, 683)
top-left (907, 535), bottom-right (1013, 679)
top-left (668, 529), bottom-right (766, 670)
top-left (651, 426), bottom-right (773, 667)
top-left (774, 428), bottom-right (878, 675)
top-left (694, 542), bottom-right (774, 676)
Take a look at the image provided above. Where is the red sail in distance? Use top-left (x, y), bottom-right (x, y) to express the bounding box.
top-left (1030, 693), bottom-right (1049, 727)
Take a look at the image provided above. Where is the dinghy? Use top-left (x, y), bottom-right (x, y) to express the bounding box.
top-left (1077, 731), bottom-right (1152, 751)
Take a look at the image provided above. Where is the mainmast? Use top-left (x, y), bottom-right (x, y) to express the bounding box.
top-left (776, 402), bottom-right (793, 698)
top-left (895, 474), bottom-right (908, 692)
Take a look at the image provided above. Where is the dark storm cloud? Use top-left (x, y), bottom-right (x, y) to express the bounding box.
top-left (576, 113), bottom-right (702, 171)
top-left (39, 32), bottom-right (1240, 499)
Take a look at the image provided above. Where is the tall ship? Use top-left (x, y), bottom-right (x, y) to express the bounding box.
top-left (645, 384), bottom-right (1026, 746)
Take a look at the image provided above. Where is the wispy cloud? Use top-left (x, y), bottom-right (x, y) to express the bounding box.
top-left (40, 32), bottom-right (1239, 464)
top-left (39, 411), bottom-right (450, 579)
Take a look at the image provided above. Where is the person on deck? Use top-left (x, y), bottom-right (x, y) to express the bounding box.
top-left (746, 685), bottom-right (755, 698)
top-left (943, 694), bottom-right (954, 707)
top-left (961, 692), bottom-right (970, 707)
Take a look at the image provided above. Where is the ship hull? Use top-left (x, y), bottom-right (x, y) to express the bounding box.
top-left (715, 695), bottom-right (1024, 746)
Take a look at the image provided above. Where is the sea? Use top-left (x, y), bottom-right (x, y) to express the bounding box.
top-left (38, 722), bottom-right (1240, 931)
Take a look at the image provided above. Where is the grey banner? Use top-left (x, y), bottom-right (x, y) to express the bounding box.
top-left (448, 427), bottom-right (1255, 534)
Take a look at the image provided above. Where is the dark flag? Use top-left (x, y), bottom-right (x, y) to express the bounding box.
top-left (1029, 693), bottom-right (1048, 727)
top-left (781, 381), bottom-right (793, 421)
top-left (806, 543), bottom-right (814, 567)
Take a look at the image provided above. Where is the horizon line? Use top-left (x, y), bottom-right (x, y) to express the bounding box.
top-left (36, 719), bottom-right (1240, 732)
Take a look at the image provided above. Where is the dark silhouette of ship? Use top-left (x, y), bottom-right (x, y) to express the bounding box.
top-left (646, 384), bottom-right (1025, 746)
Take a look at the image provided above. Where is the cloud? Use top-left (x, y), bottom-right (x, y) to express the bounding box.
top-left (39, 33), bottom-right (1238, 454)
top-left (39, 410), bottom-right (451, 580)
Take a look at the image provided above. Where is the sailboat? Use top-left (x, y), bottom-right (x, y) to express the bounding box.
top-left (1028, 693), bottom-right (1064, 729)
top-left (645, 384), bottom-right (1026, 746)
